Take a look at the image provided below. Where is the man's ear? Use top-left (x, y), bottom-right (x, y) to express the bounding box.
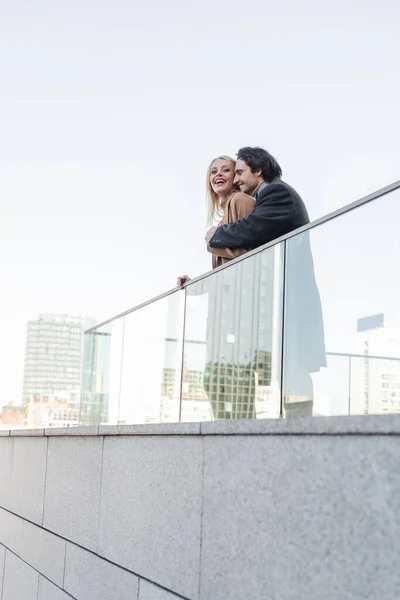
top-left (256, 169), bottom-right (262, 178)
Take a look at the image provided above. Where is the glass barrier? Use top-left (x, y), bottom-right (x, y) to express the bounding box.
top-left (80, 318), bottom-right (124, 426)
top-left (75, 183), bottom-right (400, 427)
top-left (283, 187), bottom-right (400, 417)
top-left (118, 292), bottom-right (184, 425)
top-left (312, 353), bottom-right (351, 416)
top-left (81, 292), bottom-right (185, 426)
top-left (4, 183), bottom-right (399, 431)
top-left (182, 244), bottom-right (284, 421)
top-left (310, 352), bottom-right (400, 416)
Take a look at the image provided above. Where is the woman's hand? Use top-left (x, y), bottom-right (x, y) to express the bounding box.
top-left (177, 275), bottom-right (191, 289)
top-left (205, 226), bottom-right (217, 244)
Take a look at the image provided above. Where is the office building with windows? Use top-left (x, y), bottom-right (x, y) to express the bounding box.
top-left (352, 314), bottom-right (400, 414)
top-left (22, 313), bottom-right (95, 405)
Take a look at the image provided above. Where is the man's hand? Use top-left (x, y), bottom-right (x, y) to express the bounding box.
top-left (205, 226), bottom-right (217, 244)
top-left (177, 275), bottom-right (191, 289)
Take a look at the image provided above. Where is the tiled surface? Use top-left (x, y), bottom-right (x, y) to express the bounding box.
top-left (10, 437), bottom-right (48, 525)
top-left (0, 439), bottom-right (13, 508)
top-left (43, 436), bottom-right (103, 551)
top-left (2, 423), bottom-right (400, 600)
top-left (2, 414), bottom-right (400, 439)
top-left (0, 508), bottom-right (66, 587)
top-left (139, 580), bottom-right (182, 599)
top-left (99, 436), bottom-right (203, 599)
top-left (0, 544), bottom-right (5, 595)
top-left (45, 426), bottom-right (99, 436)
top-left (200, 414), bottom-right (400, 435)
top-left (200, 434), bottom-right (400, 600)
top-left (0, 509), bottom-right (22, 552)
top-left (2, 551), bottom-right (39, 600)
top-left (64, 542), bottom-right (139, 600)
top-left (99, 422), bottom-right (201, 436)
top-left (22, 519), bottom-right (66, 587)
top-left (11, 429), bottom-right (44, 437)
top-left (38, 576), bottom-right (71, 600)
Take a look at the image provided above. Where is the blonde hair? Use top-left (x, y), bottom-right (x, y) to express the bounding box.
top-left (206, 155), bottom-right (237, 226)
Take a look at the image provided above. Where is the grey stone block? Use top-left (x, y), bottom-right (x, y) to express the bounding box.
top-left (200, 413), bottom-right (400, 436)
top-left (200, 435), bottom-right (400, 600)
top-left (99, 436), bottom-right (203, 599)
top-left (10, 437), bottom-right (48, 525)
top-left (0, 544), bottom-right (5, 592)
top-left (64, 542), bottom-right (139, 600)
top-left (0, 439), bottom-right (13, 509)
top-left (2, 550), bottom-right (39, 600)
top-left (0, 509), bottom-right (65, 590)
top-left (200, 418), bottom-right (283, 435)
top-left (0, 508), bottom-right (23, 552)
top-left (45, 426), bottom-right (99, 436)
top-left (11, 428), bottom-right (45, 437)
top-left (21, 519), bottom-right (66, 587)
top-left (38, 576), bottom-right (70, 600)
top-left (0, 430), bottom-right (10, 437)
top-left (139, 580), bottom-right (182, 599)
top-left (43, 436), bottom-right (103, 551)
top-left (99, 422), bottom-right (201, 436)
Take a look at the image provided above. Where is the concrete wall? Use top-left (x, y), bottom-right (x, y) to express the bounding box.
top-left (1, 416), bottom-right (400, 600)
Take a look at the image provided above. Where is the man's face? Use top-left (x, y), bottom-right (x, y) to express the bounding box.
top-left (234, 159), bottom-right (263, 195)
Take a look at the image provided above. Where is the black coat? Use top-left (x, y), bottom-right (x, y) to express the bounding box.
top-left (208, 177), bottom-right (310, 250)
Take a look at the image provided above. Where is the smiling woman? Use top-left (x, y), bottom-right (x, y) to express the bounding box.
top-left (205, 155), bottom-right (255, 268)
top-left (206, 155), bottom-right (237, 225)
top-left (177, 155), bottom-right (255, 286)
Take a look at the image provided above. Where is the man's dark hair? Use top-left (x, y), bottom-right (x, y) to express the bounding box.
top-left (237, 146), bottom-right (282, 182)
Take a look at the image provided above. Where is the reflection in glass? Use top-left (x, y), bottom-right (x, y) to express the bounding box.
top-left (284, 187), bottom-right (400, 417)
top-left (283, 231), bottom-right (327, 417)
top-left (80, 321), bottom-right (115, 425)
top-left (182, 245), bottom-right (284, 420)
top-left (312, 351), bottom-right (400, 416)
top-left (312, 354), bottom-right (351, 416)
top-left (118, 292), bottom-right (184, 424)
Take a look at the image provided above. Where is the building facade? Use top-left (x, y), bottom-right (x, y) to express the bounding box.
top-left (352, 314), bottom-right (400, 414)
top-left (22, 313), bottom-right (95, 406)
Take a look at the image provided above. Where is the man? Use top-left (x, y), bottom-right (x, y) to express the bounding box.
top-left (207, 146), bottom-right (309, 251)
top-left (208, 147), bottom-right (326, 417)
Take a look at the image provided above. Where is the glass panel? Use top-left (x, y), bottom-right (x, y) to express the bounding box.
top-left (182, 244), bottom-right (284, 421)
top-left (80, 318), bottom-right (124, 426)
top-left (118, 292), bottom-right (184, 424)
top-left (283, 188), bottom-right (400, 416)
top-left (312, 353), bottom-right (351, 416)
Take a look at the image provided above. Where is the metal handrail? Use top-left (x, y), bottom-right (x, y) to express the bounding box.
top-left (326, 351), bottom-right (400, 361)
top-left (85, 179), bottom-right (400, 334)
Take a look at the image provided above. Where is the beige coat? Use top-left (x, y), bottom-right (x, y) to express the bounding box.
top-left (207, 192), bottom-right (255, 268)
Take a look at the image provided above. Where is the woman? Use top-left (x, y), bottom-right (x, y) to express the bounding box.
top-left (178, 155), bottom-right (254, 283)
top-left (205, 155), bottom-right (255, 267)
top-left (177, 156), bottom-right (256, 420)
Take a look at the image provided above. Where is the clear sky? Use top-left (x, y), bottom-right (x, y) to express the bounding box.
top-left (0, 0), bottom-right (399, 403)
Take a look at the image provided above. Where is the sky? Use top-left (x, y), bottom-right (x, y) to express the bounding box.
top-left (0, 0), bottom-right (399, 403)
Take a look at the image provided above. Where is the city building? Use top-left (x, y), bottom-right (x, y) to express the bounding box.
top-left (0, 404), bottom-right (25, 427)
top-left (352, 314), bottom-right (400, 414)
top-left (22, 313), bottom-right (95, 407)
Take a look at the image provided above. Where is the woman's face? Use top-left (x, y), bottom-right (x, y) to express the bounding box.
top-left (210, 158), bottom-right (235, 198)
